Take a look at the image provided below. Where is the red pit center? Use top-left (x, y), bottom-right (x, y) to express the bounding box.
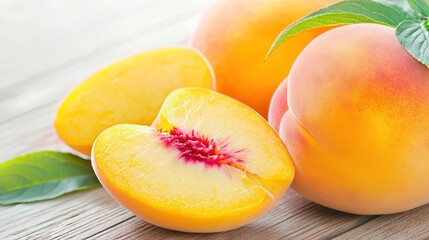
top-left (160, 127), bottom-right (245, 169)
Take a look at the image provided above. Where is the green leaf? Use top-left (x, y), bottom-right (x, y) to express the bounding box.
top-left (396, 20), bottom-right (429, 67)
top-left (0, 151), bottom-right (100, 205)
top-left (268, 0), bottom-right (413, 57)
top-left (407, 0), bottom-right (429, 16)
top-left (378, 0), bottom-right (419, 18)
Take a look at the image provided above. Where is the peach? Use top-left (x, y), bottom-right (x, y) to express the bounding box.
top-left (55, 47), bottom-right (214, 156)
top-left (92, 88), bottom-right (295, 232)
top-left (191, 0), bottom-right (337, 118)
top-left (268, 78), bottom-right (288, 133)
top-left (270, 23), bottom-right (429, 214)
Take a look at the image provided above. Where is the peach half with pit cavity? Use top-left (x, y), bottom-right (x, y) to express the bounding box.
top-left (92, 88), bottom-right (295, 232)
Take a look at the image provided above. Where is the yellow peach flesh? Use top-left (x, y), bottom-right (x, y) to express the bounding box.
top-left (55, 47), bottom-right (214, 155)
top-left (92, 88), bottom-right (294, 232)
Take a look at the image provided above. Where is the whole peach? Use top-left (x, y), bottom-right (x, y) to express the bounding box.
top-left (191, 0), bottom-right (337, 118)
top-left (273, 24), bottom-right (429, 214)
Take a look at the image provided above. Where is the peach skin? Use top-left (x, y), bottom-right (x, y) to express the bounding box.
top-left (270, 24), bottom-right (429, 214)
top-left (191, 0), bottom-right (337, 118)
top-left (269, 78), bottom-right (288, 133)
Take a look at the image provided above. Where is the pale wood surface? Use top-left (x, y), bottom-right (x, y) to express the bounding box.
top-left (0, 1), bottom-right (428, 239)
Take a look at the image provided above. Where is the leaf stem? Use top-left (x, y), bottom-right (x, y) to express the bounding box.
top-left (424, 19), bottom-right (429, 30)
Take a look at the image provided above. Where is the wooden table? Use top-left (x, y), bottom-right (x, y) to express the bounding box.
top-left (1, 1), bottom-right (428, 239)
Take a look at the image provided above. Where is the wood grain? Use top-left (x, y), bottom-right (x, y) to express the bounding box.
top-left (333, 205), bottom-right (429, 240)
top-left (1, 0), bottom-right (429, 239)
top-left (0, 0), bottom-right (208, 90)
top-left (86, 190), bottom-right (374, 240)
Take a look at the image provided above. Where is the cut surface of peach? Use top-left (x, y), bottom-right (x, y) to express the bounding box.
top-left (55, 47), bottom-right (214, 155)
top-left (92, 88), bottom-right (294, 232)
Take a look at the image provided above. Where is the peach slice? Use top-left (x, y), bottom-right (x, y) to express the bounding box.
top-left (55, 47), bottom-right (214, 156)
top-left (92, 88), bottom-right (295, 232)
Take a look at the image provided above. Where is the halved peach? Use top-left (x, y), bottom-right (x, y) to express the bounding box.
top-left (55, 47), bottom-right (214, 155)
top-left (92, 88), bottom-right (295, 232)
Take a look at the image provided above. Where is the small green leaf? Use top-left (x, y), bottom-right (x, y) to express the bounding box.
top-left (268, 0), bottom-right (413, 57)
top-left (407, 0), bottom-right (429, 16)
top-left (396, 20), bottom-right (429, 67)
top-left (0, 151), bottom-right (100, 205)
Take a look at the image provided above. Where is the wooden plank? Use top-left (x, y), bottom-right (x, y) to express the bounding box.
top-left (0, 103), bottom-right (68, 161)
top-left (0, 0), bottom-right (148, 87)
top-left (86, 190), bottom-right (374, 240)
top-left (333, 205), bottom-right (429, 240)
top-left (0, 179), bottom-right (374, 240)
top-left (0, 4), bottom-right (210, 128)
top-left (0, 0), bottom-right (210, 90)
top-left (0, 188), bottom-right (133, 239)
